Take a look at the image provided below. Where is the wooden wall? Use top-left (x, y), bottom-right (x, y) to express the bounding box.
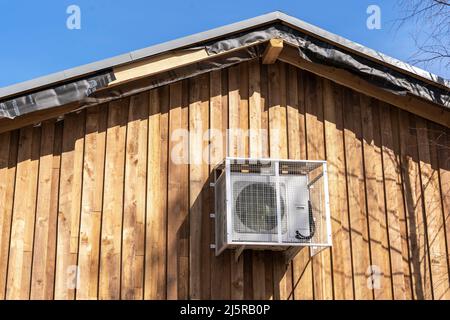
top-left (0, 59), bottom-right (449, 300)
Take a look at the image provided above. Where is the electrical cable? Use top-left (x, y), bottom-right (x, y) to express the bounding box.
top-left (295, 200), bottom-right (316, 240)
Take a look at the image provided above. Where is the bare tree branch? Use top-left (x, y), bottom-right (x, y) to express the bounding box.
top-left (395, 0), bottom-right (450, 71)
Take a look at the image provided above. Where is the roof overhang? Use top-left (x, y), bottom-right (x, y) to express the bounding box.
top-left (0, 11), bottom-right (449, 130)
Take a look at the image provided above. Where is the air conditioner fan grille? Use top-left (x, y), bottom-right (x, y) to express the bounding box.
top-left (234, 182), bottom-right (285, 233)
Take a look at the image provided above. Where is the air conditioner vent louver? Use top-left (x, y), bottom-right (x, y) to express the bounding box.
top-left (214, 158), bottom-right (332, 256)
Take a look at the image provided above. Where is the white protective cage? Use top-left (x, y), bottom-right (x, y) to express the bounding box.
top-left (214, 157), bottom-right (332, 256)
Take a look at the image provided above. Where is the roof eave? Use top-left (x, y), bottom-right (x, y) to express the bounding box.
top-left (0, 10), bottom-right (448, 101)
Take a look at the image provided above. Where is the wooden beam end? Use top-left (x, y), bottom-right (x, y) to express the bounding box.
top-left (262, 38), bottom-right (284, 64)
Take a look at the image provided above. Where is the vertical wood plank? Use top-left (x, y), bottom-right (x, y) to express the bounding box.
top-left (379, 103), bottom-right (411, 299)
top-left (55, 111), bottom-right (86, 300)
top-left (189, 74), bottom-right (210, 299)
top-left (243, 251), bottom-right (253, 299)
top-left (268, 62), bottom-right (287, 159)
top-left (200, 71), bottom-right (213, 300)
top-left (268, 62), bottom-right (292, 300)
top-left (121, 93), bottom-right (148, 300)
top-left (249, 59), bottom-right (263, 159)
top-left (343, 88), bottom-right (373, 300)
top-left (416, 118), bottom-right (450, 300)
top-left (0, 131), bottom-right (18, 299)
top-left (285, 64), bottom-right (302, 301)
top-left (361, 96), bottom-right (392, 299)
top-left (286, 65), bottom-right (301, 160)
top-left (7, 126), bottom-right (41, 299)
top-left (77, 106), bottom-right (107, 300)
top-left (260, 63), bottom-right (274, 300)
top-left (99, 100), bottom-right (128, 300)
top-left (276, 62), bottom-right (293, 300)
top-left (248, 59), bottom-right (266, 300)
top-left (291, 69), bottom-right (314, 300)
top-left (228, 65), bottom-right (240, 159)
top-left (239, 63), bottom-right (249, 158)
top-left (268, 62), bottom-right (283, 300)
top-left (304, 73), bottom-right (333, 300)
top-left (398, 111), bottom-right (433, 300)
top-left (435, 125), bottom-right (450, 294)
top-left (323, 80), bottom-right (354, 300)
top-left (228, 65), bottom-right (244, 299)
top-left (30, 121), bottom-right (61, 299)
top-left (209, 70), bottom-right (231, 300)
top-left (260, 63), bottom-right (270, 161)
top-left (167, 80), bottom-right (190, 300)
top-left (145, 87), bottom-right (169, 299)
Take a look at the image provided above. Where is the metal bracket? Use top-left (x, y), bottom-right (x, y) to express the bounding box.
top-left (210, 244), bottom-right (216, 249)
top-left (235, 246), bottom-right (245, 262)
top-left (209, 213), bottom-right (215, 218)
top-left (310, 245), bottom-right (327, 257)
top-left (210, 182), bottom-right (215, 187)
top-left (283, 246), bottom-right (305, 265)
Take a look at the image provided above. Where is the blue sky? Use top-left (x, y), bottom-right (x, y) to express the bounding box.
top-left (0, 0), bottom-right (447, 88)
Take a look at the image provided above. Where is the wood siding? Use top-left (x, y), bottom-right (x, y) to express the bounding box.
top-left (0, 60), bottom-right (449, 300)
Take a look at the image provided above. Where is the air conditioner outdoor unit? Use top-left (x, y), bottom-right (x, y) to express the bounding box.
top-left (213, 157), bottom-right (332, 256)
